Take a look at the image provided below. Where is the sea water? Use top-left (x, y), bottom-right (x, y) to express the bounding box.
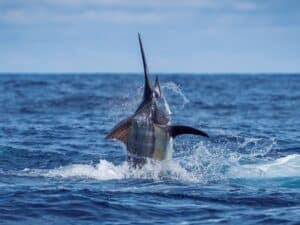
top-left (0, 74), bottom-right (299, 224)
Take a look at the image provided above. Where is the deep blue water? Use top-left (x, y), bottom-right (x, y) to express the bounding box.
top-left (0, 74), bottom-right (300, 224)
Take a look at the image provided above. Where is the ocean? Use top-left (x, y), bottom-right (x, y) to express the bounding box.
top-left (0, 74), bottom-right (299, 224)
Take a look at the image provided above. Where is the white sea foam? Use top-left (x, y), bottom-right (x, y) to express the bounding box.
top-left (27, 154), bottom-right (300, 183)
top-left (45, 160), bottom-right (125, 180)
top-left (25, 159), bottom-right (198, 183)
top-left (19, 136), bottom-right (299, 182)
top-left (228, 154), bottom-right (300, 178)
top-left (183, 138), bottom-right (300, 180)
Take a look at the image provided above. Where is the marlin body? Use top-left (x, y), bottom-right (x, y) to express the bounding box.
top-left (106, 34), bottom-right (208, 166)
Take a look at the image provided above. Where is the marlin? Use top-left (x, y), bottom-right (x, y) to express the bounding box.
top-left (106, 34), bottom-right (209, 166)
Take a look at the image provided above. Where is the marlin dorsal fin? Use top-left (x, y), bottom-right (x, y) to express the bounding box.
top-left (138, 33), bottom-right (152, 101)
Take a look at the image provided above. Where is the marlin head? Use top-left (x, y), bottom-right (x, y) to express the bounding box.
top-left (154, 76), bottom-right (161, 97)
top-left (153, 76), bottom-right (171, 125)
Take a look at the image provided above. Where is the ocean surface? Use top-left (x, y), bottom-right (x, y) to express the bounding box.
top-left (0, 74), bottom-right (299, 224)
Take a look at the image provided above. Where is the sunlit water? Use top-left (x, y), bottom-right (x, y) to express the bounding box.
top-left (0, 74), bottom-right (299, 224)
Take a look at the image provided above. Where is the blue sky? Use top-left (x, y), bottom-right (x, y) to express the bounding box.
top-left (0, 0), bottom-right (299, 73)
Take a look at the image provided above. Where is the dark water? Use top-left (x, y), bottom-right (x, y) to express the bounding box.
top-left (0, 74), bottom-right (300, 224)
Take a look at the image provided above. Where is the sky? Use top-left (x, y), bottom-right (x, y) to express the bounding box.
top-left (0, 0), bottom-right (299, 73)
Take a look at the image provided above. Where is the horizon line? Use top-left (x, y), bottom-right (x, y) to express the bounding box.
top-left (0, 72), bottom-right (300, 75)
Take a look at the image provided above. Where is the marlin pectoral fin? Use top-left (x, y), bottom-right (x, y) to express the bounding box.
top-left (106, 117), bottom-right (132, 144)
top-left (169, 125), bottom-right (209, 138)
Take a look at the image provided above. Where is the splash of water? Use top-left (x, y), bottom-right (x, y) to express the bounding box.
top-left (22, 159), bottom-right (198, 183)
top-left (16, 136), bottom-right (299, 183)
top-left (162, 82), bottom-right (190, 107)
top-left (228, 154), bottom-right (300, 178)
top-left (179, 136), bottom-right (279, 182)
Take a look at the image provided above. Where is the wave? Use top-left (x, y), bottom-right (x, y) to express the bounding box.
top-left (21, 159), bottom-right (197, 183)
top-left (18, 153), bottom-right (300, 184)
top-left (228, 154), bottom-right (300, 178)
top-left (2, 79), bottom-right (298, 183)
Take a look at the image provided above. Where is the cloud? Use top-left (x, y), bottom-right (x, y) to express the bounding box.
top-left (0, 0), bottom-right (299, 73)
top-left (0, 0), bottom-right (249, 26)
top-left (0, 0), bottom-right (299, 28)
top-left (0, 8), bottom-right (171, 25)
top-left (0, 0), bottom-right (215, 9)
top-left (234, 2), bottom-right (257, 11)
